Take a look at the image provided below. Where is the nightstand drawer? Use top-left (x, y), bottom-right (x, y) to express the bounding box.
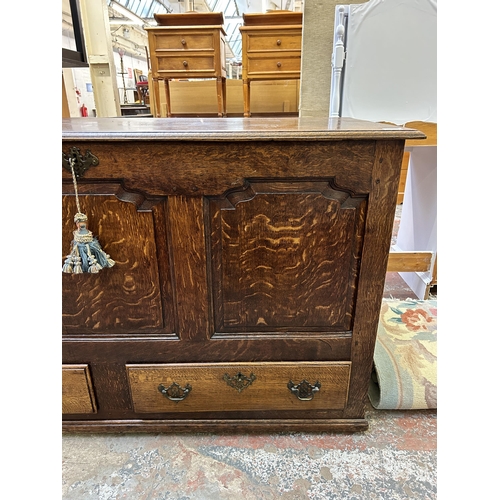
top-left (157, 55), bottom-right (216, 73)
top-left (247, 55), bottom-right (301, 76)
top-left (246, 33), bottom-right (302, 51)
top-left (127, 362), bottom-right (351, 413)
top-left (153, 33), bottom-right (215, 50)
top-left (62, 364), bottom-right (97, 414)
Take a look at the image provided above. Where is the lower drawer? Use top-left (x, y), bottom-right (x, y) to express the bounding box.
top-left (126, 362), bottom-right (351, 413)
top-left (157, 55), bottom-right (215, 73)
top-left (247, 55), bottom-right (301, 76)
top-left (62, 364), bottom-right (97, 414)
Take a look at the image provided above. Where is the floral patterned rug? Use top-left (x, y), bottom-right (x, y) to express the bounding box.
top-left (368, 299), bottom-right (437, 410)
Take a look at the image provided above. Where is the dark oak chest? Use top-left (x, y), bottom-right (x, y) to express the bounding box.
top-left (62, 117), bottom-right (423, 433)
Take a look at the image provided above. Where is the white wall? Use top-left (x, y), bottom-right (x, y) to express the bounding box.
top-left (338, 0), bottom-right (437, 125)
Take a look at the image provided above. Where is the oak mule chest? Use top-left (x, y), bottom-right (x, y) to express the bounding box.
top-left (62, 117), bottom-right (423, 433)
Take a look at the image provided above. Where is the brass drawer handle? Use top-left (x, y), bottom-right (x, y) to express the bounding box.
top-left (158, 382), bottom-right (192, 402)
top-left (277, 62), bottom-right (282, 68)
top-left (181, 39), bottom-right (186, 45)
top-left (223, 371), bottom-right (256, 392)
top-left (288, 380), bottom-right (321, 401)
top-left (183, 60), bottom-right (188, 67)
top-left (276, 39), bottom-right (281, 45)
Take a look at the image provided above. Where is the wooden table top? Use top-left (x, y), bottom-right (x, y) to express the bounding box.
top-left (62, 117), bottom-right (426, 142)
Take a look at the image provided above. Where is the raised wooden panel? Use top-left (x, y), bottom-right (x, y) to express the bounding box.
top-left (62, 195), bottom-right (175, 334)
top-left (209, 181), bottom-right (367, 333)
top-left (62, 364), bottom-right (97, 414)
top-left (127, 362), bottom-right (351, 413)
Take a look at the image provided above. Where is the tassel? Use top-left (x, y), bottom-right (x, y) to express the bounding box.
top-left (62, 255), bottom-right (73, 274)
top-left (62, 213), bottom-right (115, 274)
top-left (71, 247), bottom-right (83, 274)
top-left (63, 158), bottom-right (116, 274)
top-left (87, 244), bottom-right (103, 273)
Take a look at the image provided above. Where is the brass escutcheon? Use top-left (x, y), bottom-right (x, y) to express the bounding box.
top-left (62, 147), bottom-right (99, 179)
top-left (223, 371), bottom-right (256, 393)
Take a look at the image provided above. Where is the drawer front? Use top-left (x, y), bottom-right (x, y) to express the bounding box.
top-left (153, 33), bottom-right (215, 50)
top-left (62, 364), bottom-right (97, 414)
top-left (247, 55), bottom-right (301, 76)
top-left (247, 33), bottom-right (302, 51)
top-left (127, 362), bottom-right (351, 413)
top-left (157, 55), bottom-right (216, 73)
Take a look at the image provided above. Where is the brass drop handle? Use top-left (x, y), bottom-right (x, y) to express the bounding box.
top-left (276, 62), bottom-right (282, 68)
top-left (158, 382), bottom-right (191, 402)
top-left (181, 39), bottom-right (186, 45)
top-left (288, 380), bottom-right (321, 401)
top-left (183, 60), bottom-right (188, 67)
top-left (276, 39), bottom-right (281, 45)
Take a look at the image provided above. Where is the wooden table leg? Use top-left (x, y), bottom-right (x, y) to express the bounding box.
top-left (222, 77), bottom-right (227, 117)
top-left (164, 79), bottom-right (172, 118)
top-left (152, 78), bottom-right (161, 118)
top-left (216, 77), bottom-right (226, 117)
top-left (243, 79), bottom-right (250, 117)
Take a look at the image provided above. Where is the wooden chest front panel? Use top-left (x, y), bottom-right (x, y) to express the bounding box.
top-left (209, 181), bottom-right (367, 333)
top-left (62, 117), bottom-right (421, 431)
top-left (62, 365), bottom-right (97, 414)
top-left (62, 195), bottom-right (175, 334)
top-left (127, 362), bottom-right (351, 413)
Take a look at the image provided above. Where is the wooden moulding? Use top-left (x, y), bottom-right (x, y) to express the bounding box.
top-left (154, 12), bottom-right (224, 27)
top-left (242, 11), bottom-right (303, 26)
top-left (62, 418), bottom-right (369, 434)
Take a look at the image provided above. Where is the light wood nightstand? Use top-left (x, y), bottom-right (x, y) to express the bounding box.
top-left (240, 12), bottom-right (302, 117)
top-left (146, 12), bottom-right (227, 117)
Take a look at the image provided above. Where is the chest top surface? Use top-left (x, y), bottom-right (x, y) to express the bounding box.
top-left (62, 117), bottom-right (424, 142)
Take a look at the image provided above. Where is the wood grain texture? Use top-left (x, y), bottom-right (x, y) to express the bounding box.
top-left (62, 365), bottom-right (97, 414)
top-left (62, 140), bottom-right (376, 198)
top-left (209, 181), bottom-right (366, 332)
top-left (168, 196), bottom-right (210, 340)
top-left (345, 140), bottom-right (406, 416)
top-left (63, 418), bottom-right (368, 434)
top-left (62, 117), bottom-right (413, 432)
top-left (127, 362), bottom-right (350, 413)
top-left (62, 195), bottom-right (174, 334)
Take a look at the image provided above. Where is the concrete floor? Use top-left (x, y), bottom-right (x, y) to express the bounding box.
top-left (62, 403), bottom-right (436, 499)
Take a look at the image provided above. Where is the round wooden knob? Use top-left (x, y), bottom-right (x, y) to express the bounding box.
top-left (277, 62), bottom-right (282, 68)
top-left (183, 60), bottom-right (188, 67)
top-left (181, 39), bottom-right (186, 45)
top-left (277, 39), bottom-right (281, 45)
